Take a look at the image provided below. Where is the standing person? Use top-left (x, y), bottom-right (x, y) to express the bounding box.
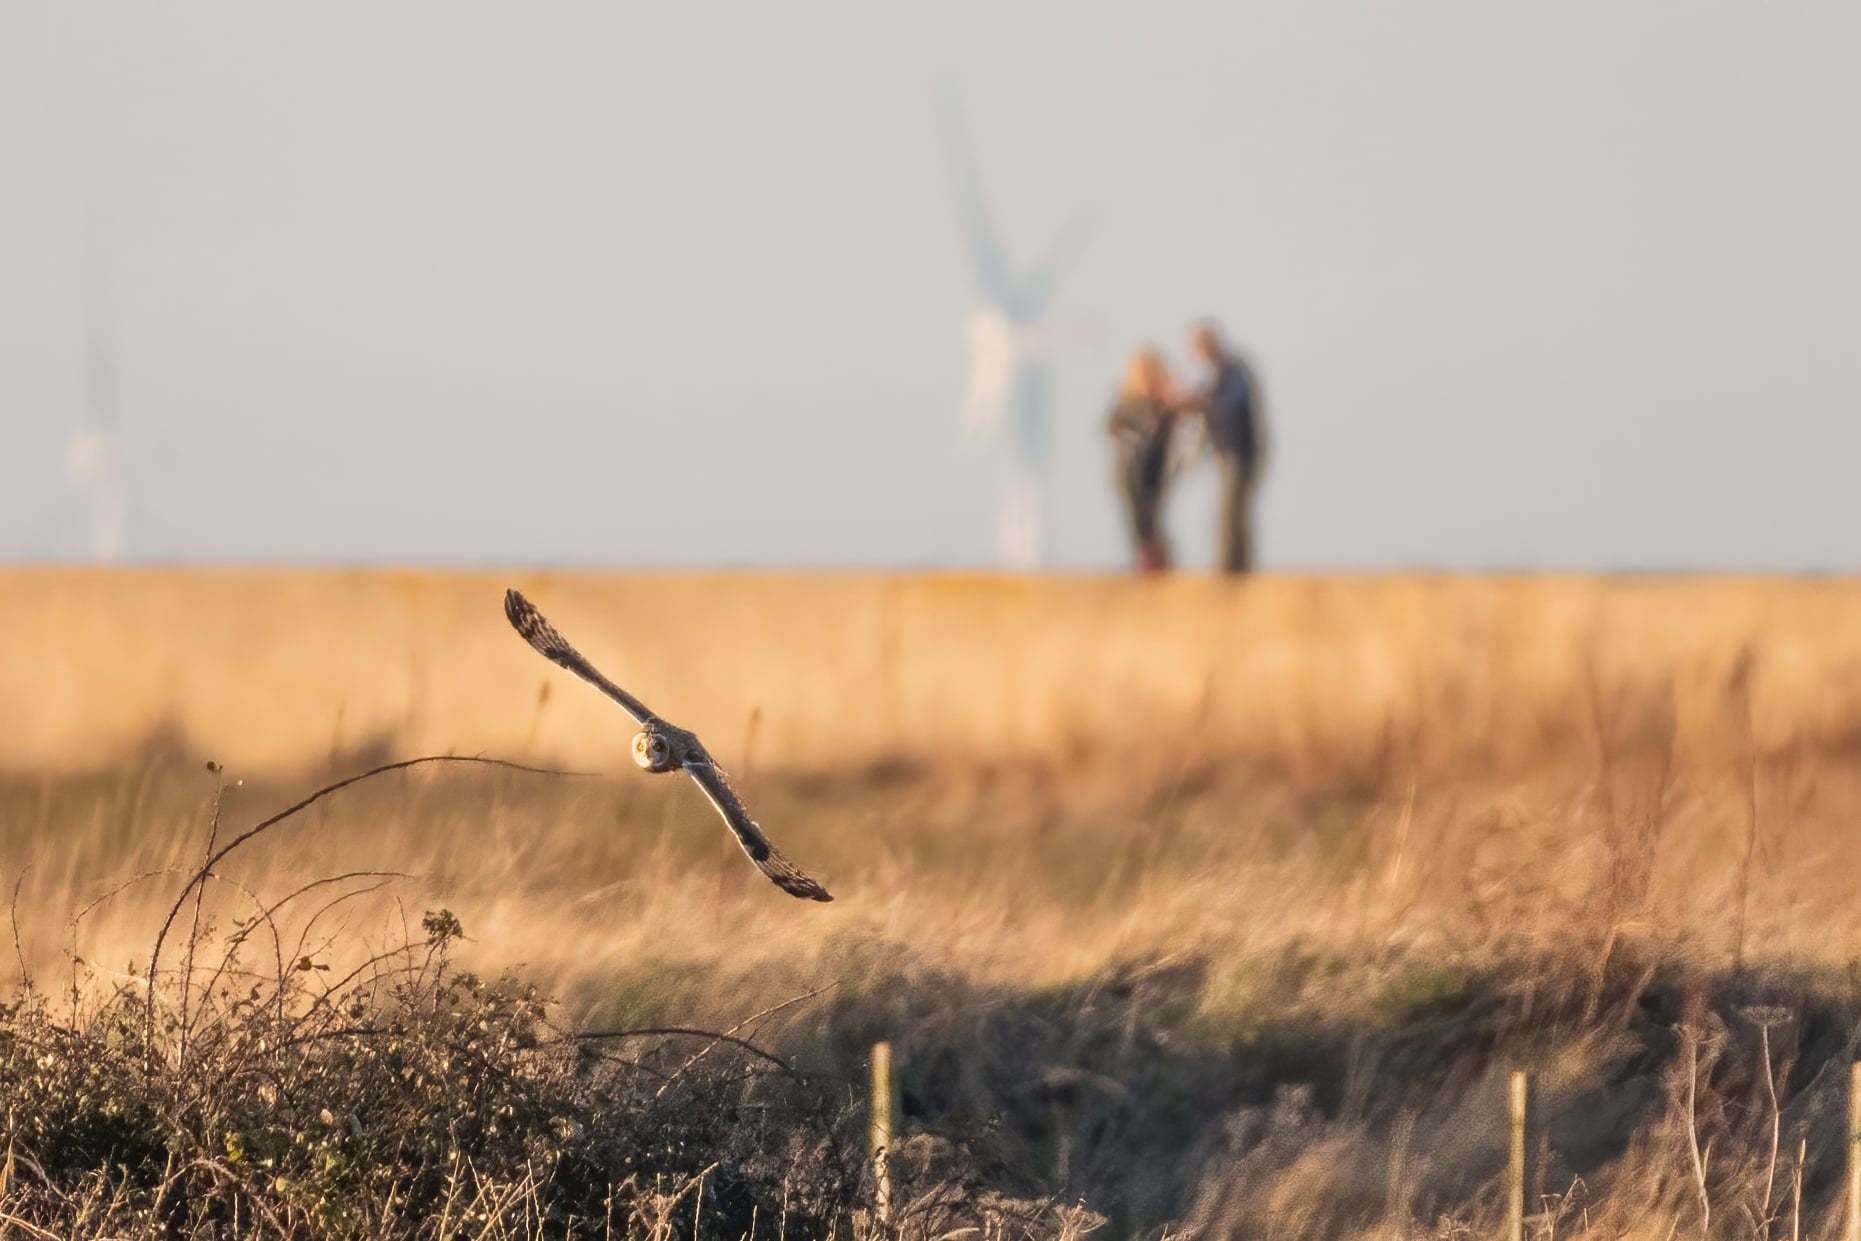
top-left (1189, 322), bottom-right (1266, 573)
top-left (1107, 347), bottom-right (1183, 573)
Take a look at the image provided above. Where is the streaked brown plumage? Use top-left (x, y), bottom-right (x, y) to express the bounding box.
top-left (503, 589), bottom-right (833, 902)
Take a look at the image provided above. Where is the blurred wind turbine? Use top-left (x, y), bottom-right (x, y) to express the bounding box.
top-left (50, 3), bottom-right (132, 563)
top-left (937, 87), bottom-right (1096, 570)
top-left (68, 328), bottom-right (131, 561)
top-left (7, 320), bottom-right (151, 562)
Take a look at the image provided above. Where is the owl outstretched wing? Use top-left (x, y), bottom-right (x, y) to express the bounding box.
top-left (684, 754), bottom-right (834, 902)
top-left (504, 588), bottom-right (833, 903)
top-left (504, 589), bottom-right (657, 725)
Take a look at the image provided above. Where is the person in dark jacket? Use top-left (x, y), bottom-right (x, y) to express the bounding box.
top-left (1189, 321), bottom-right (1266, 573)
top-left (1107, 347), bottom-right (1184, 573)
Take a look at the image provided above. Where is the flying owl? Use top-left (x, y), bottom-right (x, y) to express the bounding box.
top-left (503, 589), bottom-right (832, 902)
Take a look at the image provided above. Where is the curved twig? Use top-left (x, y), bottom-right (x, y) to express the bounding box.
top-left (198, 871), bottom-right (411, 1025)
top-left (179, 775), bottom-right (230, 1072)
top-left (143, 754), bottom-right (588, 1058)
top-left (563, 1027), bottom-right (800, 1077)
top-left (9, 866), bottom-right (32, 996)
top-left (654, 983), bottom-right (838, 1098)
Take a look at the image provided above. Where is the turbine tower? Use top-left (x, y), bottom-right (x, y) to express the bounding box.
top-left (67, 328), bottom-right (130, 561)
top-left (939, 90), bottom-right (1092, 570)
top-left (41, 7), bottom-right (146, 563)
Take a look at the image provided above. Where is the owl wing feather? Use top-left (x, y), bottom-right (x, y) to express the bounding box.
top-left (504, 587), bottom-right (833, 904)
top-left (683, 754), bottom-right (834, 902)
top-left (504, 589), bottom-right (657, 725)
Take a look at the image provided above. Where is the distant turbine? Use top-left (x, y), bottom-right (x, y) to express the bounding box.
top-left (67, 329), bottom-right (130, 561)
top-left (35, 8), bottom-right (159, 563)
top-left (938, 89), bottom-right (1094, 570)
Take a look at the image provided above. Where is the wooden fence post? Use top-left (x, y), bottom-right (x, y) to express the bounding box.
top-left (870, 1041), bottom-right (898, 1226)
top-left (1847, 1062), bottom-right (1861, 1241)
top-left (1507, 1069), bottom-right (1531, 1241)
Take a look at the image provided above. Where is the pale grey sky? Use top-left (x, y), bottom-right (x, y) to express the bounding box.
top-left (3, 2), bottom-right (1858, 570)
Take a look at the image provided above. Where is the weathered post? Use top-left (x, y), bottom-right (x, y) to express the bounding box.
top-left (871, 1041), bottom-right (898, 1226)
top-left (1848, 1062), bottom-right (1861, 1241)
top-left (1507, 1069), bottom-right (1531, 1241)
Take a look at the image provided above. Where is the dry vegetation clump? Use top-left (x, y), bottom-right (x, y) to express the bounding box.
top-left (0, 759), bottom-right (1104, 1240)
top-left (9, 645), bottom-right (1861, 1236)
top-left (0, 842), bottom-right (1070, 1240)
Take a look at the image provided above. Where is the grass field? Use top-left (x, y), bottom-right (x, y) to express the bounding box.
top-left (7, 571), bottom-right (1861, 1238)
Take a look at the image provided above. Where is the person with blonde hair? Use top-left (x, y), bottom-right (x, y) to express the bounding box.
top-left (1106, 346), bottom-right (1185, 572)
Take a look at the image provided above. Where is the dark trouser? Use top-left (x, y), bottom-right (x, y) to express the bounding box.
top-left (1217, 453), bottom-right (1257, 574)
top-left (1118, 452), bottom-right (1170, 572)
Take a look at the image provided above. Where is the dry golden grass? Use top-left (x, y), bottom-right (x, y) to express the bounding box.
top-left (9, 570), bottom-right (1861, 1237)
top-left (11, 568), bottom-right (1861, 778)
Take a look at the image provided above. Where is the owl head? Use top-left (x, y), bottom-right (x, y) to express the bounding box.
top-left (632, 728), bottom-right (676, 773)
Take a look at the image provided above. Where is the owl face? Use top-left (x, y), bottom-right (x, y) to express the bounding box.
top-left (632, 728), bottom-right (676, 773)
